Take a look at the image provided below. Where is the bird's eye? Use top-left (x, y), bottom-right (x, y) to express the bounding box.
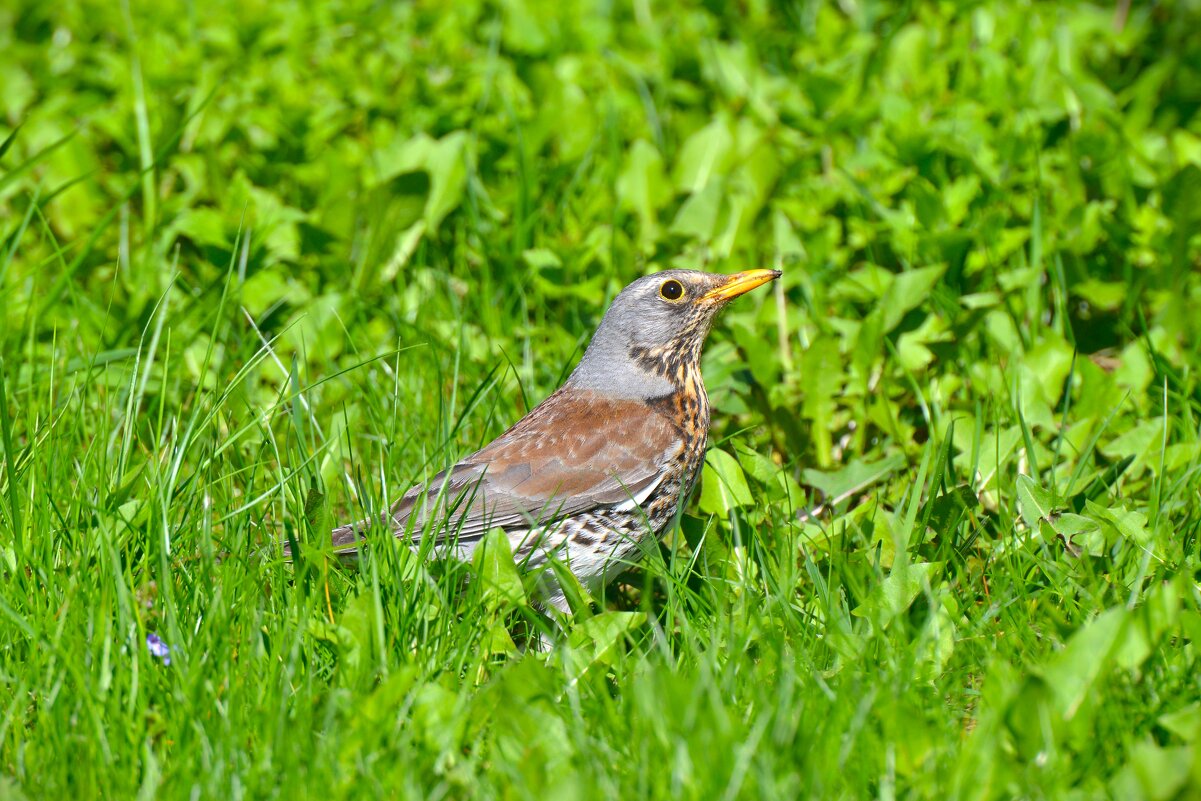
top-left (659, 279), bottom-right (685, 302)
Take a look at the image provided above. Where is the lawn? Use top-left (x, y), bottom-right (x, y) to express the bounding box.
top-left (2, 0), bottom-right (1200, 797)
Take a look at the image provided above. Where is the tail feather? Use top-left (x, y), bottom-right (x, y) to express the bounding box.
top-left (280, 518), bottom-right (377, 559)
top-left (331, 521), bottom-right (367, 550)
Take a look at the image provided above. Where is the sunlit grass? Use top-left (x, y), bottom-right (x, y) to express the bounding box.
top-left (3, 0), bottom-right (1201, 798)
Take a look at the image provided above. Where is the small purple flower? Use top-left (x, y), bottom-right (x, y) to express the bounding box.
top-left (146, 632), bottom-right (171, 665)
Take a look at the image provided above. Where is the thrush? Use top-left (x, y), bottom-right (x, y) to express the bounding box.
top-left (300, 268), bottom-right (780, 617)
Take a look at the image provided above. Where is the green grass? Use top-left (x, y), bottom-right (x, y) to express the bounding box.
top-left (3, 0), bottom-right (1201, 797)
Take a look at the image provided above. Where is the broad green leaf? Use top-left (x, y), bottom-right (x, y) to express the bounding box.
top-left (1048, 512), bottom-right (1105, 556)
top-left (1110, 740), bottom-right (1193, 801)
top-left (172, 207), bottom-right (229, 248)
top-left (1085, 500), bottom-right (1153, 547)
top-left (473, 528), bottom-right (527, 612)
top-left (303, 483), bottom-right (332, 541)
top-left (852, 308), bottom-right (886, 379)
top-left (673, 117), bottom-right (734, 193)
top-left (370, 131), bottom-right (467, 231)
top-left (499, 0), bottom-right (551, 53)
top-left (896, 314), bottom-right (949, 372)
top-left (803, 454), bottom-right (905, 502)
top-left (712, 192), bottom-right (750, 258)
top-left (1099, 417), bottom-right (1164, 470)
top-left (800, 336), bottom-right (842, 468)
top-left (1022, 334), bottom-right (1075, 407)
top-left (1041, 606), bottom-right (1127, 720)
top-left (336, 591), bottom-right (377, 678)
top-left (1074, 279), bottom-right (1127, 311)
top-left (914, 596), bottom-right (958, 678)
top-left (566, 610), bottom-right (645, 671)
top-left (669, 181), bottom-right (723, 241)
top-left (521, 248), bottom-right (562, 270)
top-left (351, 668), bottom-right (420, 733)
top-left (853, 561), bottom-right (937, 623)
top-left (410, 682), bottom-right (463, 755)
top-left (240, 267), bottom-right (312, 317)
top-left (922, 485), bottom-right (979, 537)
top-left (1141, 579), bottom-right (1182, 646)
top-left (879, 265), bottom-right (946, 334)
top-left (308, 592), bottom-right (376, 681)
top-left (422, 131), bottom-right (469, 230)
top-left (488, 661), bottom-right (573, 773)
top-left (733, 443), bottom-right (778, 485)
top-left (1015, 474), bottom-right (1058, 529)
top-left (698, 448), bottom-right (753, 516)
top-left (734, 443), bottom-right (804, 506)
top-left (1158, 703), bottom-right (1201, 742)
top-left (616, 139), bottom-right (669, 244)
top-left (245, 181), bottom-right (305, 262)
top-left (1163, 163), bottom-right (1201, 227)
top-left (382, 219), bottom-right (427, 280)
top-left (771, 208), bottom-right (805, 259)
top-left (481, 622), bottom-right (518, 657)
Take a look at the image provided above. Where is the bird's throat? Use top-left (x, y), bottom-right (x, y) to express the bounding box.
top-left (643, 368), bottom-right (711, 444)
top-left (632, 339), bottom-right (711, 440)
top-left (628, 335), bottom-right (704, 389)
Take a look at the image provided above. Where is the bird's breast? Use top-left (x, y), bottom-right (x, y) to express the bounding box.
top-left (644, 369), bottom-right (709, 441)
top-left (643, 366), bottom-right (710, 495)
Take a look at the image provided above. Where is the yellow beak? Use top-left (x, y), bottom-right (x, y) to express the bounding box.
top-left (700, 269), bottom-right (782, 302)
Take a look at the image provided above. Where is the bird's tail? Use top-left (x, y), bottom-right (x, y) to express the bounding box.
top-left (330, 521), bottom-right (367, 550)
top-left (281, 519), bottom-right (371, 560)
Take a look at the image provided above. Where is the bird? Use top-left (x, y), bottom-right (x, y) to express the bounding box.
top-left (294, 268), bottom-right (780, 626)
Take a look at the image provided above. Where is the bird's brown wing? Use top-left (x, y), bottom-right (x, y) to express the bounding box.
top-left (329, 386), bottom-right (683, 551)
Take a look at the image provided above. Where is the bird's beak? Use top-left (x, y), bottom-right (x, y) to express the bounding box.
top-left (701, 269), bottom-right (782, 303)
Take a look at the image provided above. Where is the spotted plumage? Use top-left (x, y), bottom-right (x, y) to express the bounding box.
top-left (290, 268), bottom-right (780, 633)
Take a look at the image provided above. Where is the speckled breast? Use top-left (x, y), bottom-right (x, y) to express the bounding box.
top-left (640, 369), bottom-right (710, 535)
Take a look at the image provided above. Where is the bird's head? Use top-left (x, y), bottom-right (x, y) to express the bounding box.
top-left (569, 269), bottom-right (781, 398)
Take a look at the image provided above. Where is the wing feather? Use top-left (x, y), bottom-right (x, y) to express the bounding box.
top-left (388, 387), bottom-right (683, 546)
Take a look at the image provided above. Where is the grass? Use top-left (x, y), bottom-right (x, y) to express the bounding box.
top-left (2, 0), bottom-right (1201, 797)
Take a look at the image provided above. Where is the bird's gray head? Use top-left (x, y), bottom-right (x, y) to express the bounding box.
top-left (568, 269), bottom-right (781, 398)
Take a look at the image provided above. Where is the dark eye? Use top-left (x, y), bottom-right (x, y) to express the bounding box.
top-left (659, 279), bottom-right (685, 301)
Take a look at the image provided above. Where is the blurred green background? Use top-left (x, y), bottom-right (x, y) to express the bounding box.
top-left (2, 0), bottom-right (1201, 798)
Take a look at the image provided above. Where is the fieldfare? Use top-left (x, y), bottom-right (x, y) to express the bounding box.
top-left (300, 269), bottom-right (780, 618)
